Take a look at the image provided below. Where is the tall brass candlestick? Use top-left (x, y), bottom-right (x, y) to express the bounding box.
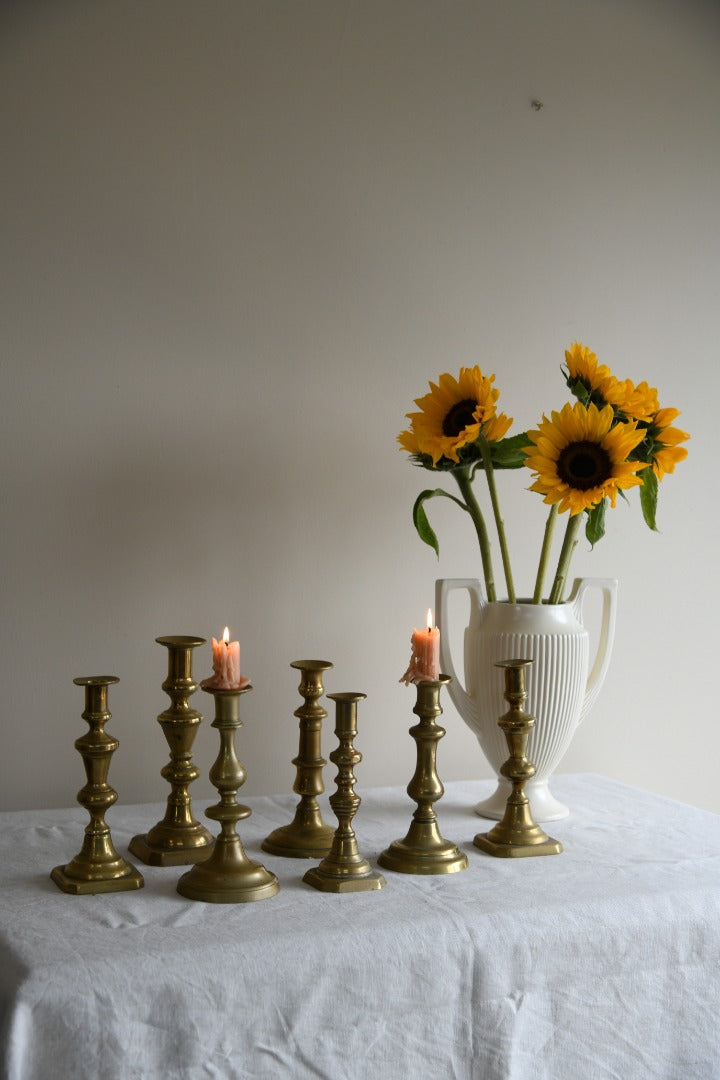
top-left (303, 693), bottom-right (385, 893)
top-left (379, 675), bottom-right (467, 875)
top-left (474, 659), bottom-right (563, 858)
top-left (262, 659), bottom-right (334, 858)
top-left (177, 684), bottom-right (279, 903)
top-left (129, 636), bottom-right (214, 866)
top-left (51, 677), bottom-right (144, 894)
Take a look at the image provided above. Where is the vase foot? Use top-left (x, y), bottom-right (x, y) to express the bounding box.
top-left (474, 779), bottom-right (569, 823)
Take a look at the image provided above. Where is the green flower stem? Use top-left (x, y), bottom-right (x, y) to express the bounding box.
top-left (532, 504), bottom-right (558, 604)
top-left (548, 511), bottom-right (584, 604)
top-left (478, 435), bottom-right (516, 603)
top-left (453, 467), bottom-right (497, 602)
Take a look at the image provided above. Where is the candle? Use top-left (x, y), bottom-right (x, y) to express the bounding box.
top-left (400, 608), bottom-right (440, 685)
top-left (203, 626), bottom-right (249, 690)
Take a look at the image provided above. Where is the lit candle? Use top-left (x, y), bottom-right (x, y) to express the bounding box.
top-left (400, 608), bottom-right (440, 685)
top-left (203, 626), bottom-right (250, 690)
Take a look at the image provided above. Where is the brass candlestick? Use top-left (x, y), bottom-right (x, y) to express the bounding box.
top-left (177, 684), bottom-right (279, 903)
top-left (51, 677), bottom-right (144, 894)
top-left (474, 659), bottom-right (563, 858)
top-left (129, 636), bottom-right (214, 866)
top-left (303, 693), bottom-right (385, 892)
top-left (262, 660), bottom-right (334, 858)
top-left (379, 675), bottom-right (467, 875)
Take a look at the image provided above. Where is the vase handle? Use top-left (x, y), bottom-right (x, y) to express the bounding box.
top-left (435, 578), bottom-right (485, 731)
top-left (568, 577), bottom-right (618, 723)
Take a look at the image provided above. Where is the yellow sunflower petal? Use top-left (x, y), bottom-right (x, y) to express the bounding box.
top-left (657, 425), bottom-right (690, 447)
top-left (653, 445), bottom-right (689, 479)
top-left (654, 406), bottom-right (681, 427)
top-left (483, 411), bottom-right (513, 443)
top-left (398, 428), bottom-right (421, 455)
top-left (602, 418), bottom-right (647, 460)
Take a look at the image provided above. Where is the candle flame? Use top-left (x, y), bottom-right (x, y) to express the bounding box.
top-left (222, 626), bottom-right (230, 645)
top-left (426, 608), bottom-right (433, 632)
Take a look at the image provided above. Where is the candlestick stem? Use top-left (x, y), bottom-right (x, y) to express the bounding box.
top-left (51, 677), bottom-right (143, 894)
top-left (474, 659), bottom-right (563, 857)
top-left (129, 636), bottom-right (214, 866)
top-left (303, 693), bottom-right (385, 892)
top-left (379, 675), bottom-right (468, 875)
top-left (262, 660), bottom-right (334, 858)
top-left (177, 685), bottom-right (279, 903)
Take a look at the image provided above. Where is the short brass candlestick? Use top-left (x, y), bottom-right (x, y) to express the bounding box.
top-left (129, 636), bottom-right (214, 866)
top-left (177, 684), bottom-right (279, 903)
top-left (379, 675), bottom-right (467, 875)
top-left (474, 660), bottom-right (563, 858)
top-left (51, 677), bottom-right (144, 894)
top-left (303, 693), bottom-right (385, 893)
top-left (262, 660), bottom-right (334, 858)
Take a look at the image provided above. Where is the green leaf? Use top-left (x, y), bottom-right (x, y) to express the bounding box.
top-left (413, 497), bottom-right (439, 556)
top-left (471, 432), bottom-right (532, 471)
top-left (585, 499), bottom-right (607, 548)
top-left (639, 467), bottom-right (659, 531)
top-left (411, 488), bottom-right (467, 557)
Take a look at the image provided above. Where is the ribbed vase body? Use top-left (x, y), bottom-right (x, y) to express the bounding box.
top-left (437, 579), bottom-right (617, 821)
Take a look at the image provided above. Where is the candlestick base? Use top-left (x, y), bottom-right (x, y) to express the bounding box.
top-left (176, 684), bottom-right (279, 904)
top-left (52, 676), bottom-right (144, 895)
top-left (176, 840), bottom-right (279, 903)
top-left (473, 660), bottom-right (562, 859)
top-left (473, 829), bottom-right (562, 859)
top-left (51, 858), bottom-right (144, 896)
top-left (379, 676), bottom-right (467, 876)
top-left (302, 856), bottom-right (385, 893)
top-left (378, 828), bottom-right (468, 876)
top-left (128, 825), bottom-right (215, 868)
top-left (262, 660), bottom-right (334, 859)
top-left (262, 820), bottom-right (335, 860)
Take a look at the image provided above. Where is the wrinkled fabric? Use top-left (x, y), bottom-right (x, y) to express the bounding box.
top-left (0, 775), bottom-right (718, 1080)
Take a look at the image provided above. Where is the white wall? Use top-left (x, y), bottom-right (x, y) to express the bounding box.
top-left (2, 0), bottom-right (718, 814)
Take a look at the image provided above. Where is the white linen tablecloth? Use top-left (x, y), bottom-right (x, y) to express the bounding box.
top-left (1, 774), bottom-right (719, 1080)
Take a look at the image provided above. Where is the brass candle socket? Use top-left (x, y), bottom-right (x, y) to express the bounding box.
top-left (177, 685), bottom-right (279, 903)
top-left (379, 675), bottom-right (467, 875)
top-left (474, 660), bottom-right (563, 858)
top-left (129, 636), bottom-right (214, 866)
top-left (303, 693), bottom-right (385, 893)
top-left (262, 660), bottom-right (334, 858)
top-left (51, 677), bottom-right (144, 894)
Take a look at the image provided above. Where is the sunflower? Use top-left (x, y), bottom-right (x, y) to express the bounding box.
top-left (524, 401), bottom-right (647, 515)
top-left (561, 343), bottom-right (630, 414)
top-left (644, 406), bottom-right (690, 480)
top-left (564, 342), bottom-right (613, 390)
top-left (398, 366), bottom-right (512, 466)
top-left (603, 377), bottom-right (660, 423)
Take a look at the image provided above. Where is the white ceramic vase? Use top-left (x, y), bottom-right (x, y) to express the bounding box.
top-left (436, 577), bottom-right (617, 821)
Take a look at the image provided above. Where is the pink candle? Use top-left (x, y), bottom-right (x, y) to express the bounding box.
top-left (400, 609), bottom-right (440, 684)
top-left (203, 626), bottom-right (249, 689)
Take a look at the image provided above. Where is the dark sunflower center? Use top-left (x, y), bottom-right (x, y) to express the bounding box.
top-left (557, 441), bottom-right (611, 491)
top-left (442, 399), bottom-right (478, 437)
